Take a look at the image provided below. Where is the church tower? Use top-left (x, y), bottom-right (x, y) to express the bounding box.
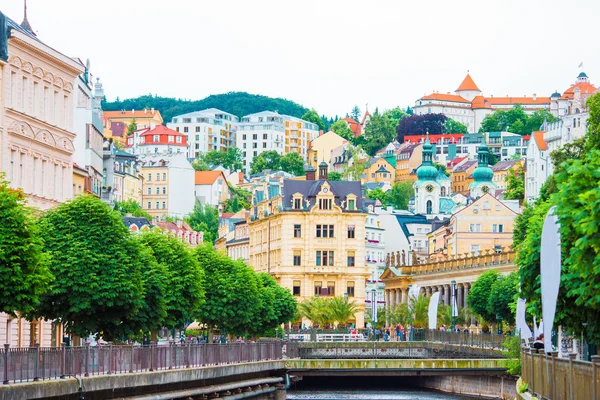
top-left (455, 72), bottom-right (482, 102)
top-left (414, 133), bottom-right (441, 215)
top-left (469, 139), bottom-right (496, 199)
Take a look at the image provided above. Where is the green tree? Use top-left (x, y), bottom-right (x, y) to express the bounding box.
top-left (328, 296), bottom-right (360, 327)
top-left (438, 304), bottom-right (466, 327)
top-left (250, 150), bottom-right (282, 175)
top-left (327, 171), bottom-right (342, 181)
top-left (382, 107), bottom-right (409, 129)
top-left (366, 187), bottom-right (389, 205)
top-left (467, 269), bottom-right (500, 324)
top-left (194, 245), bottom-right (261, 338)
top-left (137, 231), bottom-right (205, 330)
top-left (114, 199), bottom-right (152, 219)
top-left (525, 109), bottom-right (557, 134)
top-left (223, 184), bottom-right (252, 213)
top-left (350, 105), bottom-right (361, 122)
top-left (362, 108), bottom-right (396, 156)
top-left (479, 104), bottom-right (557, 135)
top-left (301, 109), bottom-right (326, 131)
top-left (504, 167), bottom-right (525, 201)
top-left (445, 118), bottom-right (468, 134)
top-left (341, 145), bottom-right (366, 181)
top-left (298, 297), bottom-right (332, 327)
top-left (585, 93), bottom-right (600, 150)
top-left (330, 120), bottom-right (354, 141)
top-left (258, 273), bottom-right (297, 326)
top-left (126, 118), bottom-right (137, 136)
top-left (387, 181), bottom-right (414, 210)
top-left (35, 195), bottom-right (144, 340)
top-left (488, 271), bottom-right (518, 325)
top-left (0, 176), bottom-right (53, 316)
top-left (192, 148), bottom-right (243, 171)
top-left (280, 152), bottom-right (306, 176)
top-left (186, 202), bottom-right (219, 243)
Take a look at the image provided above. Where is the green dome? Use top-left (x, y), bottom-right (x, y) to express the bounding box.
top-left (472, 166), bottom-right (493, 182)
top-left (417, 165), bottom-right (438, 181)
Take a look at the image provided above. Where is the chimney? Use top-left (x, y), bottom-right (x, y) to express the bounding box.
top-left (305, 165), bottom-right (316, 181)
top-left (239, 171), bottom-right (244, 183)
top-left (131, 109), bottom-right (135, 114)
top-left (318, 161), bottom-right (328, 180)
top-left (319, 130), bottom-right (324, 136)
top-left (151, 107), bottom-right (155, 113)
top-left (176, 219), bottom-right (183, 229)
top-left (533, 93), bottom-right (537, 101)
top-left (144, 108), bottom-right (147, 114)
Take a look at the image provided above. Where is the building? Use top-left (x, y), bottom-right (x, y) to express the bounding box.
top-left (72, 66), bottom-right (104, 198)
top-left (140, 153), bottom-right (195, 219)
top-left (394, 143), bottom-right (422, 183)
top-left (377, 208), bottom-right (432, 264)
top-left (450, 160), bottom-right (477, 195)
top-left (248, 163), bottom-right (369, 328)
top-left (427, 193), bottom-right (519, 256)
top-left (237, 111), bottom-right (319, 174)
top-left (227, 219), bottom-right (250, 263)
top-left (72, 163), bottom-right (87, 196)
top-left (167, 108), bottom-right (239, 158)
top-left (194, 170), bottom-right (229, 207)
top-left (364, 203), bottom-right (386, 313)
top-left (125, 125), bottom-right (189, 158)
top-left (101, 140), bottom-right (142, 205)
top-left (342, 117), bottom-right (362, 137)
top-left (414, 73), bottom-right (551, 132)
top-left (307, 131), bottom-right (347, 169)
top-left (361, 156), bottom-right (395, 184)
top-left (525, 131), bottom-right (549, 204)
top-left (549, 71), bottom-right (597, 118)
top-left (0, 8), bottom-right (86, 347)
top-left (103, 108), bottom-right (163, 143)
top-left (491, 159), bottom-right (524, 190)
top-left (468, 142), bottom-right (497, 199)
top-left (155, 220), bottom-right (204, 247)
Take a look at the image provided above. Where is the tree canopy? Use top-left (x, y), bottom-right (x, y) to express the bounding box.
top-left (0, 175), bottom-right (53, 316)
top-left (488, 271), bottom-right (518, 325)
top-left (186, 202), bottom-right (219, 243)
top-left (382, 107), bottom-right (409, 130)
top-left (467, 269), bottom-right (500, 324)
top-left (504, 167), bottom-right (525, 201)
top-left (301, 109), bottom-right (326, 131)
top-left (114, 199), bottom-right (152, 220)
top-left (350, 105), bottom-right (361, 122)
top-left (479, 105), bottom-right (557, 134)
top-left (397, 113), bottom-right (447, 140)
top-left (250, 150), bottom-right (306, 176)
top-left (279, 152), bottom-right (306, 176)
top-left (192, 148), bottom-right (243, 172)
top-left (388, 181), bottom-right (414, 210)
top-left (327, 171), bottom-right (342, 181)
top-left (362, 108), bottom-right (397, 156)
top-left (445, 118), bottom-right (468, 134)
top-left (330, 120), bottom-right (354, 141)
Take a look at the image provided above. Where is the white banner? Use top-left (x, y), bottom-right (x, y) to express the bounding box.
top-left (540, 206), bottom-right (561, 353)
top-left (371, 290), bottom-right (378, 324)
top-left (428, 292), bottom-right (440, 330)
top-left (516, 298), bottom-right (533, 341)
top-left (408, 285), bottom-right (420, 301)
top-left (533, 315), bottom-right (538, 338)
top-left (451, 284), bottom-right (458, 318)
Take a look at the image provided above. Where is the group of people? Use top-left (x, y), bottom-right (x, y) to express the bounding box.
top-left (439, 325), bottom-right (469, 333)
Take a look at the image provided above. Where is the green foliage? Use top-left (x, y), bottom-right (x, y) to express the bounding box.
top-left (137, 231), bottom-right (205, 330)
top-left (186, 202), bottom-right (219, 243)
top-left (433, 162), bottom-right (449, 176)
top-left (517, 380), bottom-right (529, 394)
top-left (513, 203), bottom-right (536, 248)
top-left (366, 187), bottom-right (389, 204)
top-left (126, 118), bottom-right (137, 136)
top-left (437, 304), bottom-right (466, 327)
top-left (488, 152), bottom-right (499, 166)
top-left (585, 93), bottom-right (600, 150)
top-left (35, 195), bottom-right (144, 340)
top-left (327, 172), bottom-right (342, 181)
top-left (250, 150), bottom-right (282, 175)
top-left (298, 296), bottom-right (359, 327)
top-left (223, 184), bottom-right (252, 213)
top-left (504, 335), bottom-right (523, 376)
top-left (341, 146), bottom-right (366, 181)
top-left (362, 108), bottom-right (397, 156)
top-left (385, 295), bottom-right (429, 328)
top-left (192, 148), bottom-right (243, 172)
top-left (488, 271), bottom-right (518, 325)
top-left (388, 181), bottom-right (414, 210)
top-left (103, 92), bottom-right (309, 124)
top-left (280, 152), bottom-right (306, 176)
top-left (444, 118), bottom-right (468, 134)
top-left (0, 175), bottom-right (53, 316)
top-left (382, 107), bottom-right (409, 129)
top-left (330, 120), bottom-right (354, 141)
top-left (350, 105), bottom-right (361, 122)
top-left (258, 273), bottom-right (297, 326)
top-left (194, 245), bottom-right (261, 336)
top-left (504, 167), bottom-right (525, 201)
top-left (479, 105), bottom-right (557, 134)
top-left (114, 199), bottom-right (152, 220)
top-left (301, 109), bottom-right (326, 132)
top-left (467, 270), bottom-right (500, 324)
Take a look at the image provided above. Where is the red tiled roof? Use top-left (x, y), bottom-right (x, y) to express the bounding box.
top-left (533, 131), bottom-right (548, 151)
top-left (139, 125), bottom-right (188, 146)
top-left (456, 73), bottom-right (480, 92)
top-left (343, 118), bottom-right (362, 137)
top-left (404, 134), bottom-right (464, 144)
top-left (447, 156), bottom-right (467, 168)
top-left (420, 93), bottom-right (470, 103)
top-left (562, 82), bottom-right (597, 99)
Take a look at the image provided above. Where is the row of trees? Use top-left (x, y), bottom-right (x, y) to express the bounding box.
top-left (297, 296), bottom-right (360, 328)
top-left (249, 150), bottom-right (305, 176)
top-left (366, 181), bottom-right (415, 210)
top-left (479, 105), bottom-right (557, 135)
top-left (467, 270), bottom-right (518, 327)
top-left (192, 148), bottom-right (244, 172)
top-left (0, 188), bottom-right (297, 341)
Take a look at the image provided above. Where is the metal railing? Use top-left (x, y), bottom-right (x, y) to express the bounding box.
top-left (1, 342), bottom-right (283, 384)
top-left (522, 348), bottom-right (600, 400)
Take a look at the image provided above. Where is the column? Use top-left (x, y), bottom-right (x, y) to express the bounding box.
top-left (444, 284), bottom-right (451, 305)
top-left (395, 289), bottom-right (401, 305)
top-left (401, 288), bottom-right (407, 304)
top-left (457, 283), bottom-right (464, 309)
top-left (385, 290), bottom-right (390, 310)
top-left (426, 287), bottom-right (432, 297)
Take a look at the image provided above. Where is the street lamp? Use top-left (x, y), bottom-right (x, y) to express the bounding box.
top-left (496, 275), bottom-right (503, 335)
top-left (371, 289), bottom-right (377, 340)
top-left (451, 280), bottom-right (457, 331)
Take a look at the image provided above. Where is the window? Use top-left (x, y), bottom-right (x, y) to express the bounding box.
top-left (148, 173), bottom-right (152, 181)
top-left (294, 198), bottom-right (301, 209)
top-left (347, 251), bottom-right (355, 267)
top-left (263, 142), bottom-right (267, 148)
top-left (314, 281), bottom-right (322, 296)
top-left (316, 224), bottom-right (334, 238)
top-left (176, 136), bottom-right (182, 143)
top-left (147, 187), bottom-right (151, 195)
top-left (347, 281), bottom-right (355, 297)
top-left (327, 281), bottom-right (335, 296)
top-left (153, 135), bottom-right (160, 142)
top-left (347, 225), bottom-right (355, 239)
top-left (294, 224), bottom-right (301, 238)
top-left (426, 200), bottom-right (433, 214)
top-left (163, 173), bottom-right (166, 180)
top-left (470, 244), bottom-right (480, 255)
top-left (147, 201), bottom-right (151, 209)
top-left (498, 224), bottom-right (504, 233)
top-left (348, 199), bottom-right (355, 210)
top-left (319, 198), bottom-right (332, 210)
top-left (293, 280), bottom-right (301, 296)
top-left (183, 127), bottom-right (188, 133)
top-left (163, 187), bottom-right (166, 194)
top-left (156, 201), bottom-right (160, 209)
top-left (196, 126), bottom-right (200, 132)
top-left (156, 187), bottom-right (160, 194)
top-left (293, 250), bottom-right (301, 266)
top-left (315, 250), bottom-right (334, 266)
top-left (263, 134), bottom-right (268, 140)
top-left (162, 202), bottom-right (166, 209)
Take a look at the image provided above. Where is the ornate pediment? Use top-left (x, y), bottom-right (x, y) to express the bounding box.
top-left (9, 120), bottom-right (74, 153)
top-left (8, 121), bottom-right (34, 139)
top-left (9, 55), bottom-right (22, 68)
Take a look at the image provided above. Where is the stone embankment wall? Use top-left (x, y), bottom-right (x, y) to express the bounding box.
top-left (416, 375), bottom-right (517, 399)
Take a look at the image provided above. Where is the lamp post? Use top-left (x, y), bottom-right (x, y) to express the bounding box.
top-left (371, 289), bottom-right (377, 340)
top-left (451, 280), bottom-right (457, 331)
top-left (496, 275), bottom-right (503, 334)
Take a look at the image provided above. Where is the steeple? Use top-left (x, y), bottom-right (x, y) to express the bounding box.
top-left (469, 135), bottom-right (495, 198)
top-left (416, 132), bottom-right (438, 181)
top-left (21, 0), bottom-right (35, 35)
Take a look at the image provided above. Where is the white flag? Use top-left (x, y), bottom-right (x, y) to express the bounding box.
top-left (428, 292), bottom-right (441, 330)
top-left (540, 206), bottom-right (561, 353)
top-left (578, 62), bottom-right (584, 68)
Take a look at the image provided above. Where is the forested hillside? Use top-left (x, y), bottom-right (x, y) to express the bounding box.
top-left (102, 92), bottom-right (309, 124)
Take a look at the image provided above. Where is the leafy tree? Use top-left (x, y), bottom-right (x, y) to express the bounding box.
top-left (328, 296), bottom-right (360, 327)
top-left (445, 118), bottom-right (468, 134)
top-left (137, 231), bottom-right (205, 330)
top-left (126, 118), bottom-right (137, 136)
top-left (350, 105), bottom-right (361, 122)
top-left (35, 195), bottom-right (144, 340)
top-left (341, 145), bottom-right (366, 181)
top-left (438, 304), bottom-right (466, 327)
top-left (504, 167), bottom-right (525, 201)
top-left (0, 175), bottom-right (53, 316)
top-left (298, 297), bottom-right (332, 327)
top-left (250, 150), bottom-right (282, 175)
top-left (467, 269), bottom-right (500, 324)
top-left (194, 245), bottom-right (261, 338)
top-left (327, 171), bottom-right (342, 181)
top-left (488, 271), bottom-right (518, 325)
top-left (258, 273), bottom-right (297, 326)
top-left (330, 120), bottom-right (354, 141)
top-left (366, 187), bottom-right (389, 204)
top-left (388, 181), bottom-right (414, 210)
top-left (479, 105), bottom-right (557, 134)
top-left (223, 184), bottom-right (252, 213)
top-left (488, 152), bottom-right (499, 166)
top-left (585, 93), bottom-right (600, 150)
top-left (192, 148), bottom-right (243, 172)
top-left (397, 113), bottom-right (447, 140)
top-left (362, 108), bottom-right (397, 156)
top-left (280, 152), bottom-right (306, 176)
top-left (433, 162), bottom-right (449, 176)
top-left (114, 199), bottom-right (152, 220)
top-left (301, 109), bottom-right (326, 131)
top-left (186, 201), bottom-right (219, 243)
top-left (382, 107), bottom-right (409, 130)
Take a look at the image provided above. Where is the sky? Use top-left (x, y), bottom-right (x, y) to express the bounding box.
top-left (3, 0), bottom-right (599, 118)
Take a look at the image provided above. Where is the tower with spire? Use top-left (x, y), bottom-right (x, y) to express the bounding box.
top-left (20, 0), bottom-right (35, 35)
top-left (469, 138), bottom-right (496, 199)
top-left (413, 133), bottom-right (452, 215)
top-left (454, 71), bottom-right (482, 102)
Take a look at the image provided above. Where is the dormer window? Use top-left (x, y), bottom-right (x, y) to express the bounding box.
top-left (319, 198), bottom-right (332, 210)
top-left (294, 198), bottom-right (301, 209)
top-left (348, 199), bottom-right (355, 211)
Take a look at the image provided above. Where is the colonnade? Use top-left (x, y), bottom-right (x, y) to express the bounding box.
top-left (384, 282), bottom-right (471, 309)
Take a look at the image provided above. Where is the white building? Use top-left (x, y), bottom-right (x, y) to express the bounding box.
top-left (414, 73), bottom-right (551, 132)
top-left (237, 111), bottom-right (318, 174)
top-left (364, 203), bottom-right (386, 312)
top-left (377, 207), bottom-right (432, 265)
top-left (72, 67), bottom-right (104, 197)
top-left (167, 108), bottom-right (239, 158)
top-left (194, 170), bottom-right (228, 208)
top-left (525, 131), bottom-right (549, 204)
top-left (125, 125), bottom-right (189, 158)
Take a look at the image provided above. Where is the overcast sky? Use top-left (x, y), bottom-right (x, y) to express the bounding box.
top-left (3, 0), bottom-right (598, 117)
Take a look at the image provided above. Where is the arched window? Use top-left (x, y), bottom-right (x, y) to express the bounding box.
top-left (426, 200), bottom-right (433, 214)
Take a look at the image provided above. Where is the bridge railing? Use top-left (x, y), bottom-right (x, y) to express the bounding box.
top-left (1, 342), bottom-right (283, 384)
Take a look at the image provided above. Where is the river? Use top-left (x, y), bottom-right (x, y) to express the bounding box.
top-left (287, 389), bottom-right (484, 400)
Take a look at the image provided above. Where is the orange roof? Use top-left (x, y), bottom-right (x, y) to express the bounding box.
top-left (471, 95), bottom-right (491, 109)
top-left (103, 109), bottom-right (163, 121)
top-left (532, 131), bottom-right (548, 151)
top-left (456, 73), bottom-right (480, 92)
top-left (139, 125), bottom-right (185, 137)
top-left (343, 117), bottom-right (362, 137)
top-left (562, 82), bottom-right (597, 99)
top-left (420, 93), bottom-right (470, 103)
top-left (482, 96), bottom-right (550, 106)
top-left (195, 170), bottom-right (226, 185)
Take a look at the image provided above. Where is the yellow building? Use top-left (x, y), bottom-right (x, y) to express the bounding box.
top-left (427, 193), bottom-right (519, 256)
top-left (103, 108), bottom-right (163, 143)
top-left (395, 144), bottom-right (422, 183)
top-left (307, 131), bottom-right (347, 169)
top-left (450, 160), bottom-right (477, 195)
top-left (248, 164), bottom-right (369, 328)
top-left (72, 164), bottom-right (88, 196)
top-left (491, 159), bottom-right (524, 190)
top-left (361, 157), bottom-right (395, 184)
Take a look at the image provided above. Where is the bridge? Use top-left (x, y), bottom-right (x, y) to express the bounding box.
top-left (1, 335), bottom-right (515, 400)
